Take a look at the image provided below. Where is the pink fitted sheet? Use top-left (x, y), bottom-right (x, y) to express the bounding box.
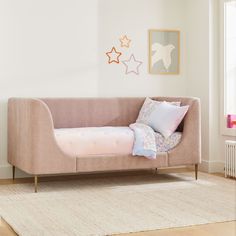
top-left (54, 127), bottom-right (134, 157)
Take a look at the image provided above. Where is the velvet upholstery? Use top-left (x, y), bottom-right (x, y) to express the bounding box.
top-left (8, 97), bottom-right (201, 175)
top-left (76, 153), bottom-right (168, 172)
top-left (8, 98), bottom-right (76, 175)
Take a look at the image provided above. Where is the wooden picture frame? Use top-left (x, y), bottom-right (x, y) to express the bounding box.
top-left (149, 29), bottom-right (180, 75)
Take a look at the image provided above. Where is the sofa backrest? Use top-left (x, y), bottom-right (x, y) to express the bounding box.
top-left (40, 97), bottom-right (197, 130)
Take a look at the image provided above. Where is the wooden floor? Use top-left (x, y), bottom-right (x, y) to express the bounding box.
top-left (0, 169), bottom-right (235, 236)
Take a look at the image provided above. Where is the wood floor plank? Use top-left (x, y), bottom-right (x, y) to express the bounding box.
top-left (0, 218), bottom-right (17, 236)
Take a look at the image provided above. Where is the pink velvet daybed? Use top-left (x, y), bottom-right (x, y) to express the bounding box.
top-left (8, 97), bottom-right (201, 192)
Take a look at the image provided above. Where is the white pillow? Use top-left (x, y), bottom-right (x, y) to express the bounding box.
top-left (147, 101), bottom-right (189, 138)
top-left (136, 97), bottom-right (181, 124)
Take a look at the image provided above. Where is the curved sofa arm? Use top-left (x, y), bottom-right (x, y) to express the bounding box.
top-left (8, 98), bottom-right (76, 175)
top-left (168, 98), bottom-right (201, 166)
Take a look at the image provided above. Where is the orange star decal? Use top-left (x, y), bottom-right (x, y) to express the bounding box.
top-left (119, 35), bottom-right (131, 48)
top-left (106, 47), bottom-right (122, 64)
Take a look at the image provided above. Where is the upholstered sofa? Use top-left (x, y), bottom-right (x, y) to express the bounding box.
top-left (8, 97), bottom-right (201, 192)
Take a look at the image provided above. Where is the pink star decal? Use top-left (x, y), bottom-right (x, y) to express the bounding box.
top-left (106, 47), bottom-right (122, 64)
top-left (122, 54), bottom-right (143, 75)
top-left (119, 35), bottom-right (131, 48)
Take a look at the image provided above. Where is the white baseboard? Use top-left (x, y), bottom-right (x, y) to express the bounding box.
top-left (0, 164), bottom-right (31, 179)
top-left (199, 160), bottom-right (225, 173)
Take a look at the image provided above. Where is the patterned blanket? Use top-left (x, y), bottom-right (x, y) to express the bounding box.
top-left (129, 123), bottom-right (182, 159)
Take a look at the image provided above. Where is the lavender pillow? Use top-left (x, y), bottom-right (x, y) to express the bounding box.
top-left (136, 97), bottom-right (181, 124)
top-left (145, 101), bottom-right (189, 138)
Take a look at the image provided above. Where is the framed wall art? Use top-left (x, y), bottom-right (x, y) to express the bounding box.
top-left (149, 29), bottom-right (180, 74)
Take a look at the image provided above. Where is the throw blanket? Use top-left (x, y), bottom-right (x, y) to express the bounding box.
top-left (129, 123), bottom-right (182, 160)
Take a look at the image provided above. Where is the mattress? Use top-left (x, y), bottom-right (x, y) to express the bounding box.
top-left (54, 126), bottom-right (182, 157)
top-left (54, 127), bottom-right (134, 157)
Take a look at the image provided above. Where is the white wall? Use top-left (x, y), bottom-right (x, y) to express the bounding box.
top-left (186, 0), bottom-right (236, 172)
top-left (0, 0), bottom-right (99, 98)
top-left (217, 0), bottom-right (236, 171)
top-left (98, 0), bottom-right (187, 97)
top-left (0, 0), bottom-right (99, 177)
top-left (0, 0), bottom-right (189, 178)
top-left (0, 0), bottom-right (234, 178)
top-left (185, 0), bottom-right (211, 168)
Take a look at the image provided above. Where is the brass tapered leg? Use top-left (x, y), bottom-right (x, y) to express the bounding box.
top-left (195, 164), bottom-right (198, 180)
top-left (34, 176), bottom-right (38, 193)
top-left (12, 166), bottom-right (15, 180)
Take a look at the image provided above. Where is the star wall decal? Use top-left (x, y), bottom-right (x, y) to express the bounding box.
top-left (122, 54), bottom-right (143, 75)
top-left (106, 47), bottom-right (122, 64)
top-left (119, 35), bottom-right (131, 48)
